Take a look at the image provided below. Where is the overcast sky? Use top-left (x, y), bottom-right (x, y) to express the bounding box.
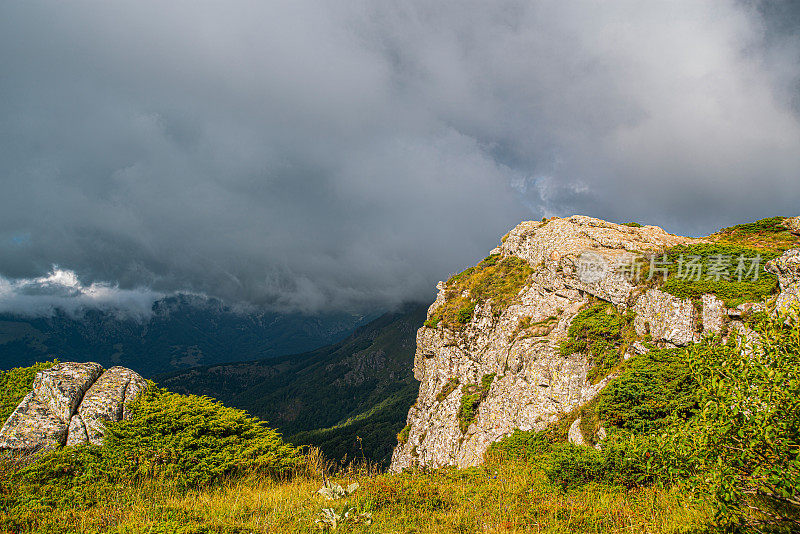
top-left (1, 1), bottom-right (799, 315)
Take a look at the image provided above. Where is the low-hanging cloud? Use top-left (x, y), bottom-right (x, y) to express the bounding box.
top-left (0, 268), bottom-right (162, 320)
top-left (0, 1), bottom-right (798, 313)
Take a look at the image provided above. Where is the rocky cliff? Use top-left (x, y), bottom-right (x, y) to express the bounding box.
top-left (390, 215), bottom-right (800, 471)
top-left (0, 362), bottom-right (147, 451)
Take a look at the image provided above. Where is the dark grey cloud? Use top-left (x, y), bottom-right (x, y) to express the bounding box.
top-left (0, 1), bottom-right (798, 313)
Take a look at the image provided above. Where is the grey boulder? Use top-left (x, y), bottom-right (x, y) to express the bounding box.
top-left (0, 362), bottom-right (147, 451)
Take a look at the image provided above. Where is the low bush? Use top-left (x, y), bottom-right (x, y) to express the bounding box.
top-left (718, 216), bottom-right (787, 235)
top-left (560, 302), bottom-right (634, 382)
top-left (485, 428), bottom-right (555, 461)
top-left (598, 431), bottom-right (665, 488)
top-left (396, 424), bottom-right (410, 445)
top-left (458, 374), bottom-right (495, 433)
top-left (8, 445), bottom-right (112, 511)
top-left (713, 216), bottom-right (798, 250)
top-left (436, 378), bottom-right (459, 402)
top-left (102, 386), bottom-right (302, 487)
top-left (2, 382), bottom-right (304, 525)
top-left (660, 308), bottom-right (800, 530)
top-left (543, 444), bottom-right (604, 490)
top-left (458, 391), bottom-right (481, 433)
top-left (488, 427), bottom-right (661, 490)
top-left (597, 348), bottom-right (697, 434)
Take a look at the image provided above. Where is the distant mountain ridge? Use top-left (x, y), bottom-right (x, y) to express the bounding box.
top-left (157, 303), bottom-right (428, 466)
top-left (0, 294), bottom-right (375, 376)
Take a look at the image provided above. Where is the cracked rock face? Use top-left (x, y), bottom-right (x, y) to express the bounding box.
top-left (632, 288), bottom-right (698, 346)
top-left (390, 217), bottom-right (699, 472)
top-left (785, 217), bottom-right (800, 236)
top-left (766, 248), bottom-right (800, 313)
top-left (701, 294), bottom-right (727, 336)
top-left (391, 213), bottom-right (800, 472)
top-left (496, 216), bottom-right (698, 307)
top-left (0, 362), bottom-right (147, 451)
top-left (70, 367), bottom-right (148, 446)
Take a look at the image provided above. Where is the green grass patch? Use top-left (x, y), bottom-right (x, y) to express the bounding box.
top-left (425, 254), bottom-right (534, 330)
top-left (487, 428), bottom-right (664, 490)
top-left (514, 315), bottom-right (559, 340)
top-left (435, 377), bottom-right (459, 402)
top-left (710, 216), bottom-right (799, 251)
top-left (423, 315), bottom-right (441, 329)
top-left (397, 424), bottom-right (411, 445)
top-left (458, 373), bottom-right (496, 433)
top-left (657, 243), bottom-right (781, 308)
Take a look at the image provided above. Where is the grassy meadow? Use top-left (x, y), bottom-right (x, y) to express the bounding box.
top-left (1, 449), bottom-right (712, 534)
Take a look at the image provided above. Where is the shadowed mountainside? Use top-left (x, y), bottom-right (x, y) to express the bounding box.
top-left (0, 295), bottom-right (374, 376)
top-left (157, 303), bottom-right (428, 466)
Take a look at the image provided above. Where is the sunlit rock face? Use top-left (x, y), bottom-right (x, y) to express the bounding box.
top-left (766, 248), bottom-right (800, 313)
top-left (0, 362), bottom-right (146, 451)
top-left (390, 215), bottom-right (799, 471)
top-left (784, 217), bottom-right (800, 236)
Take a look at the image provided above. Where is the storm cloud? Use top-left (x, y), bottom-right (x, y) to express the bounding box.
top-left (1, 1), bottom-right (798, 313)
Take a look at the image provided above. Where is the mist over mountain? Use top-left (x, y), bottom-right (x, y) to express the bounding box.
top-left (0, 294), bottom-right (376, 376)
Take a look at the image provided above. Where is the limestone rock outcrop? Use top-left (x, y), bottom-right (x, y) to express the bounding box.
top-left (390, 215), bottom-right (800, 472)
top-left (701, 294), bottom-right (727, 336)
top-left (390, 216), bottom-right (700, 471)
top-left (632, 288), bottom-right (698, 346)
top-left (0, 362), bottom-right (147, 451)
top-left (766, 248), bottom-right (800, 312)
top-left (785, 216), bottom-right (800, 236)
top-left (69, 367), bottom-right (148, 446)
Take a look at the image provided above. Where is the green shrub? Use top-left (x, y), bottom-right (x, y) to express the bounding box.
top-left (719, 216), bottom-right (787, 235)
top-left (743, 310), bottom-right (770, 330)
top-left (599, 431), bottom-right (665, 488)
top-left (397, 424), bottom-right (411, 445)
top-left (436, 378), bottom-right (459, 402)
top-left (560, 302), bottom-right (633, 382)
top-left (597, 348), bottom-right (697, 434)
top-left (661, 308), bottom-right (800, 530)
top-left (0, 361), bottom-right (58, 423)
top-left (9, 445), bottom-right (111, 510)
top-left (102, 386), bottom-right (302, 487)
top-left (712, 216), bottom-right (798, 251)
top-left (480, 373), bottom-right (496, 391)
top-left (488, 429), bottom-right (662, 490)
top-left (456, 302), bottom-right (476, 324)
top-left (458, 392), bottom-right (481, 434)
top-left (659, 243), bottom-right (780, 308)
top-left (424, 314), bottom-right (442, 329)
top-left (485, 429), bottom-right (554, 461)
top-left (543, 444), bottom-right (604, 491)
top-left (4, 382), bottom-right (304, 511)
top-left (457, 374), bottom-right (496, 433)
